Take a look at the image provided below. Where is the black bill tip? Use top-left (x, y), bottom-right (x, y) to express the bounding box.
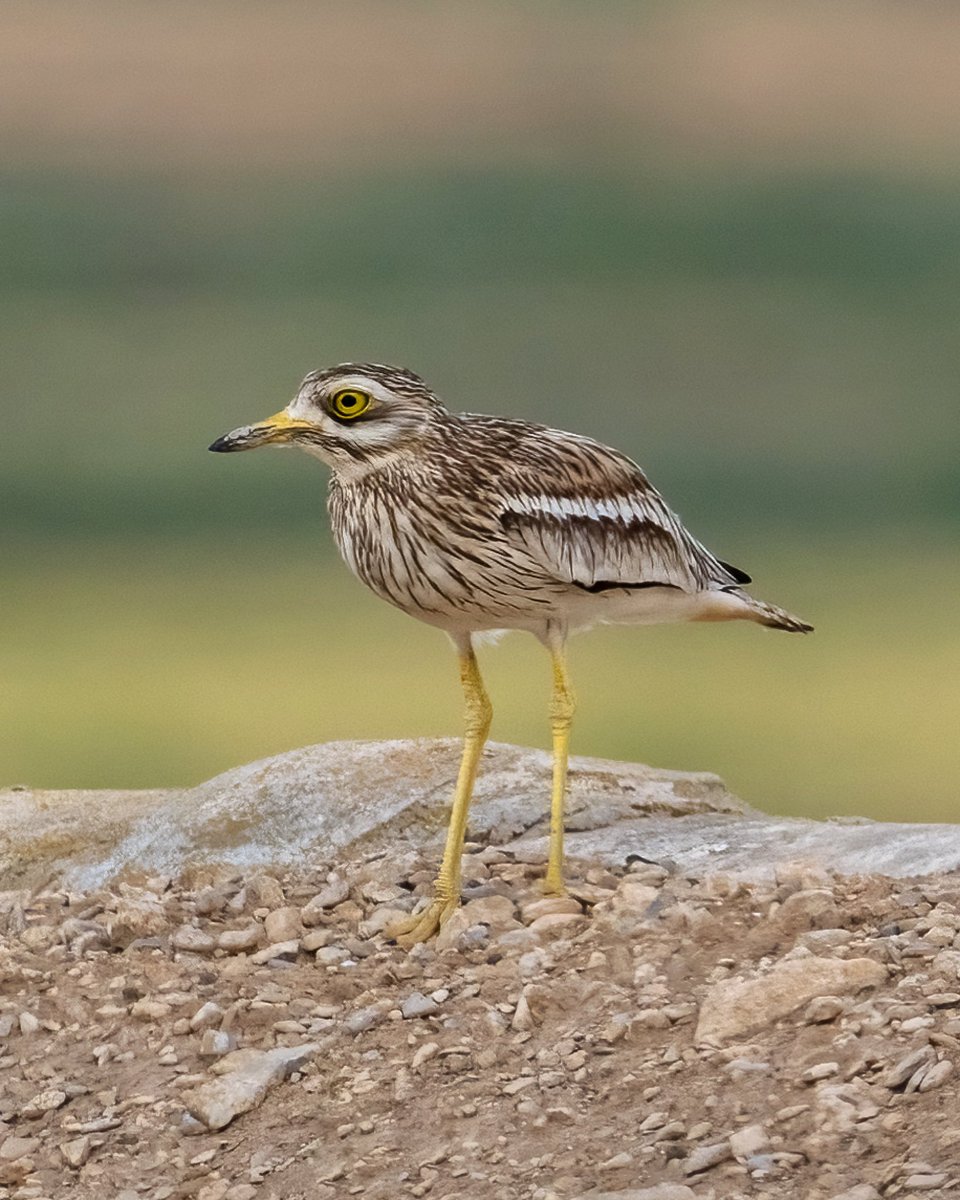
top-left (209, 434), bottom-right (238, 452)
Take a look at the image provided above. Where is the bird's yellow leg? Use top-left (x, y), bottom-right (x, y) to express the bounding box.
top-left (544, 645), bottom-right (575, 896)
top-left (389, 644), bottom-right (492, 947)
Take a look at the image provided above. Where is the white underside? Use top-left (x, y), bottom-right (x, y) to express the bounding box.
top-left (414, 583), bottom-right (753, 640)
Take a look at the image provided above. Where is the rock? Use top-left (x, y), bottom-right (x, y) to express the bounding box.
top-left (183, 1044), bottom-right (318, 1130)
top-left (190, 1002), bottom-right (225, 1032)
top-left (2, 743), bottom-right (744, 891)
top-left (225, 1187), bottom-right (258, 1200)
top-left (683, 1141), bottom-right (733, 1175)
top-left (264, 906), bottom-right (303, 943)
top-left (244, 874), bottom-right (284, 909)
top-left (903, 1174), bottom-right (948, 1191)
top-left (217, 925), bottom-right (264, 954)
top-left (60, 1136), bottom-right (91, 1168)
top-left (801, 1061), bottom-right (839, 1083)
top-left (172, 925), bottom-right (216, 954)
top-left (520, 896), bottom-right (582, 923)
top-left (460, 894), bottom-right (519, 929)
top-left (199, 1029), bottom-right (237, 1058)
top-left (301, 877), bottom-right (351, 922)
top-left (21, 1089), bottom-right (68, 1118)
top-left (301, 928), bottom-right (334, 952)
top-left (696, 957), bottom-right (887, 1043)
top-left (0, 1136), bottom-right (41, 1160)
top-left (828, 1188), bottom-right (880, 1200)
top-left (804, 995), bottom-right (844, 1023)
top-left (401, 992), bottom-right (440, 1019)
top-left (411, 1042), bottom-right (440, 1070)
top-left (528, 912), bottom-right (587, 938)
top-left (108, 892), bottom-right (168, 946)
top-left (131, 998), bottom-right (172, 1022)
top-left (612, 879), bottom-right (660, 913)
top-left (14, 740), bottom-right (960, 892)
top-left (18, 1012), bottom-right (40, 1035)
top-left (917, 1059), bottom-right (954, 1091)
top-left (816, 1080), bottom-right (881, 1130)
top-left (434, 907), bottom-right (477, 951)
top-left (802, 928), bottom-right (854, 952)
top-left (775, 888), bottom-right (840, 932)
top-left (598, 1151), bottom-right (634, 1171)
top-left (195, 885), bottom-right (228, 915)
top-left (20, 922), bottom-right (57, 951)
top-left (315, 944), bottom-right (348, 966)
top-left (932, 949), bottom-right (960, 980)
top-left (344, 1007), bottom-right (385, 1035)
top-left (882, 1045), bottom-right (936, 1089)
top-left (729, 1123), bottom-right (768, 1159)
top-left (249, 939), bottom-right (300, 965)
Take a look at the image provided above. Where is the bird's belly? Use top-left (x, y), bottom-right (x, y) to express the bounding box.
top-left (333, 516), bottom-right (561, 631)
top-left (565, 584), bottom-right (714, 629)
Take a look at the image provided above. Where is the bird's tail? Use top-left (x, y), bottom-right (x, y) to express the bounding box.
top-left (740, 594), bottom-right (813, 633)
top-left (694, 587), bottom-right (813, 632)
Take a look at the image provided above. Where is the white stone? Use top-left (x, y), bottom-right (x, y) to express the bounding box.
top-left (60, 1136), bottom-right (91, 1168)
top-left (21, 1089), bottom-right (67, 1118)
top-left (729, 1123), bottom-right (768, 1159)
top-left (189, 1002), bottom-right (224, 1032)
top-left (183, 1044), bottom-right (319, 1130)
top-left (696, 957), bottom-right (887, 1044)
top-left (264, 906), bottom-right (302, 942)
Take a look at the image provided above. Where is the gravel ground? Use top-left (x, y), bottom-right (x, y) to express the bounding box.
top-left (2, 846), bottom-right (960, 1200)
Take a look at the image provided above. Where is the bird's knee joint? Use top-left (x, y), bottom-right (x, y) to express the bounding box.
top-left (550, 693), bottom-right (575, 729)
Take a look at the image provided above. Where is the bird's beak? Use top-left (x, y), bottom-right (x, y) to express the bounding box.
top-left (209, 410), bottom-right (313, 453)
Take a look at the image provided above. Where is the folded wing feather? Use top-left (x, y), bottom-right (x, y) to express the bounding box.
top-left (496, 433), bottom-right (747, 594)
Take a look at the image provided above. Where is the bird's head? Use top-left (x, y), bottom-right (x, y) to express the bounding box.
top-left (209, 363), bottom-right (446, 474)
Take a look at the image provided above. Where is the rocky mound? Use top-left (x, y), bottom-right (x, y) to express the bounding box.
top-left (4, 741), bottom-right (960, 891)
top-left (2, 842), bottom-right (960, 1197)
top-left (2, 742), bottom-right (960, 1199)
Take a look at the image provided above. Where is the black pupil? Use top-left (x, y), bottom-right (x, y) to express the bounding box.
top-left (341, 394), bottom-right (359, 408)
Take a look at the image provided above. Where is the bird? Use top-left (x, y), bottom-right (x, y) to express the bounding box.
top-left (210, 362), bottom-right (811, 944)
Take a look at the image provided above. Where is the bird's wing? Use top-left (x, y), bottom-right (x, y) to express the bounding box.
top-left (496, 429), bottom-right (748, 594)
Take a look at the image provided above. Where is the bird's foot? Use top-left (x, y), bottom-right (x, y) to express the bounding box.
top-left (386, 895), bottom-right (460, 947)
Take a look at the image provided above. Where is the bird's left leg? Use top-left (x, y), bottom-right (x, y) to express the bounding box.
top-left (388, 634), bottom-right (492, 946)
top-left (544, 628), bottom-right (575, 896)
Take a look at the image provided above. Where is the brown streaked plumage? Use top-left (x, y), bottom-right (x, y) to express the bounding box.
top-left (211, 362), bottom-right (812, 943)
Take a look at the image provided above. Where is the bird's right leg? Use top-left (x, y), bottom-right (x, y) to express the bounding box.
top-left (388, 635), bottom-right (492, 946)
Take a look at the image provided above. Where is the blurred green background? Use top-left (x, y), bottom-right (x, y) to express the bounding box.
top-left (2, 2), bottom-right (958, 820)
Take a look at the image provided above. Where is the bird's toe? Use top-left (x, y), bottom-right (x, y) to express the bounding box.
top-left (386, 896), bottom-right (460, 947)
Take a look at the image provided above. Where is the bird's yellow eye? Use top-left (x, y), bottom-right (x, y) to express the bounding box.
top-left (330, 389), bottom-right (372, 419)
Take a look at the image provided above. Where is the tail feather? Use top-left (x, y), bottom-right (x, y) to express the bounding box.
top-left (741, 594), bottom-right (813, 633)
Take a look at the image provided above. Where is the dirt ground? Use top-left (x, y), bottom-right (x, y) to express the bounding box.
top-left (2, 845), bottom-right (960, 1200)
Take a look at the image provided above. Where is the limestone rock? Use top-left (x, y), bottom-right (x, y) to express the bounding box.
top-left (172, 925), bottom-right (216, 955)
top-left (0, 1136), bottom-right (40, 1160)
top-left (21, 1088), bottom-right (67, 1118)
top-left (60, 1136), bottom-right (92, 1168)
top-left (264, 906), bottom-right (302, 943)
top-left (217, 925), bottom-right (264, 954)
top-left (0, 741), bottom-right (741, 889)
top-left (183, 1044), bottom-right (319, 1130)
top-left (683, 1140), bottom-right (733, 1174)
top-left (107, 892), bottom-right (168, 947)
top-left (696, 956), bottom-right (887, 1044)
top-left (5, 740), bottom-right (960, 893)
